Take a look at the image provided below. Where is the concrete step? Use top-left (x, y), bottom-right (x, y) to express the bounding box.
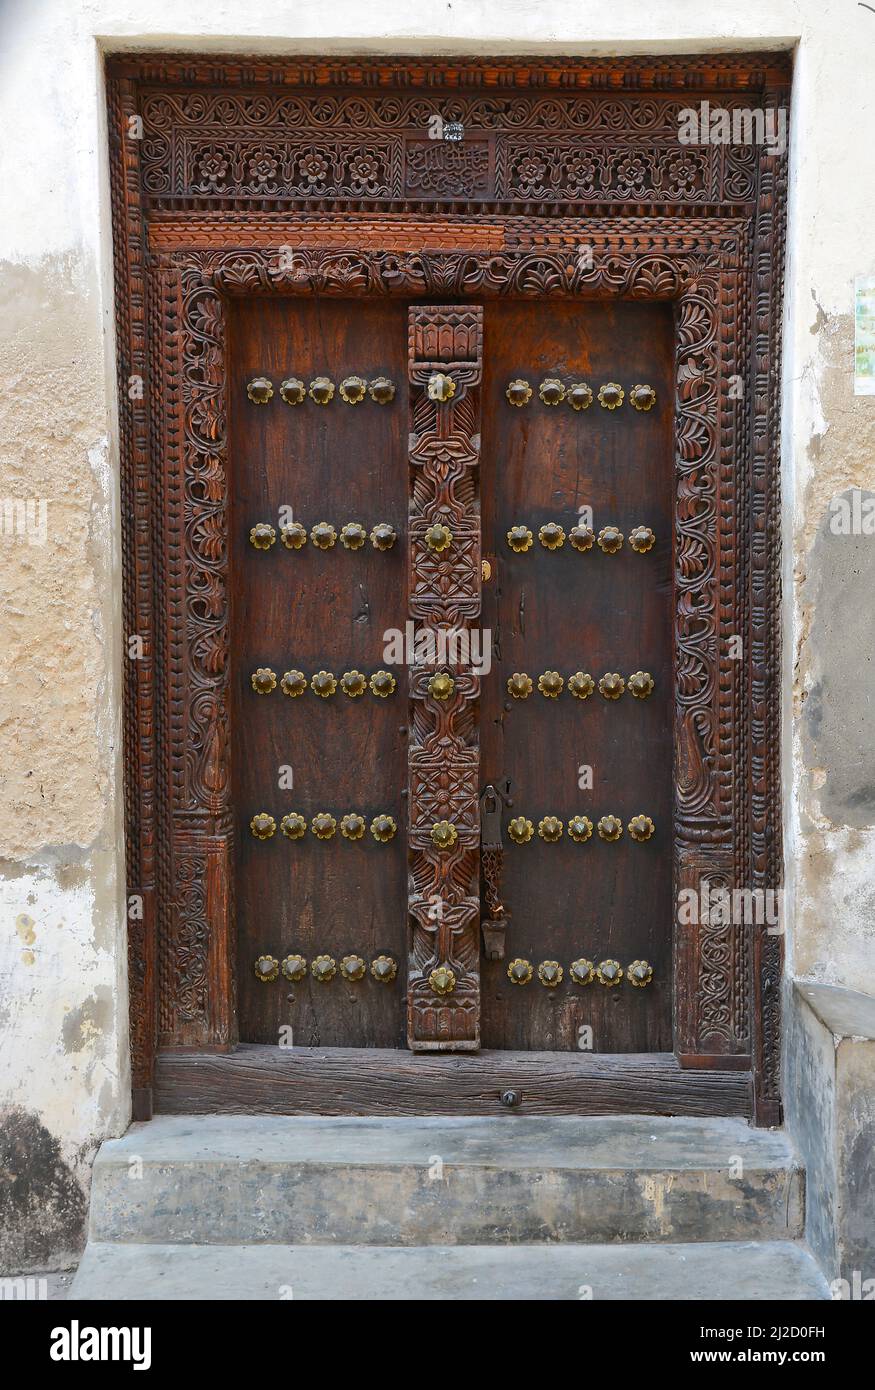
top-left (70, 1240), bottom-right (829, 1301)
top-left (88, 1114), bottom-right (803, 1247)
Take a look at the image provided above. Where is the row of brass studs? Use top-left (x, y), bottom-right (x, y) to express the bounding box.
top-left (508, 671), bottom-right (654, 700)
top-left (250, 812), bottom-right (398, 841)
top-left (508, 523), bottom-right (654, 553)
top-left (250, 521), bottom-right (398, 551)
top-left (506, 380), bottom-right (656, 411)
top-left (247, 376), bottom-right (396, 406)
top-left (507, 958), bottom-right (653, 987)
top-left (508, 815), bottom-right (656, 843)
top-left (251, 668), bottom-right (397, 698)
top-left (255, 953), bottom-right (398, 983)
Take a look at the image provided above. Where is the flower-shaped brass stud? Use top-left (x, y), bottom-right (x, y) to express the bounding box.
top-left (570, 958), bottom-right (595, 986)
top-left (370, 523), bottom-right (397, 551)
top-left (630, 384), bottom-right (656, 412)
top-left (427, 373), bottom-right (456, 402)
top-left (627, 960), bottom-right (654, 988)
top-left (368, 377), bottom-right (395, 404)
top-left (254, 954), bottom-right (279, 981)
top-left (428, 671), bottom-right (455, 701)
top-left (311, 813), bottom-right (337, 840)
top-left (628, 525), bottom-right (655, 553)
top-left (250, 813), bottom-right (276, 840)
top-left (311, 670), bottom-right (337, 698)
top-left (280, 670), bottom-right (307, 698)
top-left (568, 672), bottom-right (596, 700)
top-left (340, 954), bottom-right (367, 981)
top-left (370, 814), bottom-right (397, 843)
top-left (369, 670), bottom-right (396, 697)
top-left (538, 671), bottom-right (564, 698)
top-left (568, 815), bottom-right (593, 843)
top-left (249, 523), bottom-right (276, 550)
top-left (281, 520), bottom-right (308, 549)
top-left (506, 525), bottom-right (534, 553)
top-left (506, 379), bottom-right (533, 407)
top-left (598, 382), bottom-right (624, 410)
top-left (597, 959), bottom-right (624, 986)
top-left (597, 525), bottom-right (623, 554)
top-left (539, 378), bottom-right (565, 406)
top-left (340, 670), bottom-right (367, 697)
top-left (247, 377), bottom-right (273, 404)
top-left (567, 382), bottom-right (593, 411)
top-left (340, 812), bottom-right (366, 840)
top-left (311, 955), bottom-right (337, 982)
top-left (251, 667), bottom-right (277, 695)
top-left (309, 376), bottom-right (335, 405)
top-left (538, 816), bottom-right (564, 842)
top-left (429, 966), bottom-right (456, 995)
top-left (599, 672), bottom-right (625, 700)
top-left (538, 960), bottom-right (563, 987)
top-left (628, 814), bottom-right (655, 842)
top-left (424, 522), bottom-right (453, 553)
top-left (279, 378), bottom-right (306, 406)
top-left (310, 521), bottom-right (337, 550)
top-left (507, 672), bottom-right (533, 700)
top-left (508, 817), bottom-right (534, 845)
top-left (280, 813), bottom-right (307, 840)
top-left (538, 522), bottom-right (565, 550)
top-left (597, 815), bottom-right (623, 842)
top-left (371, 955), bottom-right (397, 982)
top-left (339, 375), bottom-right (367, 404)
top-left (431, 820), bottom-right (458, 850)
top-left (569, 523), bottom-right (595, 552)
top-left (628, 671), bottom-right (654, 699)
top-left (507, 958), bottom-right (533, 985)
top-left (340, 522), bottom-right (367, 550)
top-left (281, 954), bottom-right (307, 982)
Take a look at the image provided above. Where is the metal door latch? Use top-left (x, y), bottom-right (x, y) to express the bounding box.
top-left (480, 781), bottom-right (512, 960)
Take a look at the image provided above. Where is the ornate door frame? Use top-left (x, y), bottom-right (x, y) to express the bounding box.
top-left (107, 53), bottom-right (788, 1124)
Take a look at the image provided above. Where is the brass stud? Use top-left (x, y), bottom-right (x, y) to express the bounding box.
top-left (538, 960), bottom-right (564, 987)
top-left (281, 954), bottom-right (307, 981)
top-left (369, 670), bottom-right (397, 697)
top-left (538, 670), bottom-right (564, 699)
top-left (628, 814), bottom-right (655, 842)
top-left (311, 954), bottom-right (337, 982)
top-left (570, 958), bottom-right (595, 986)
top-left (254, 954), bottom-right (279, 981)
top-left (506, 379), bottom-right (532, 407)
top-left (340, 670), bottom-right (367, 698)
top-left (431, 820), bottom-right (458, 849)
top-left (628, 671), bottom-right (654, 699)
top-left (340, 954), bottom-right (367, 981)
top-left (569, 523), bottom-right (595, 552)
top-left (340, 813), bottom-right (366, 840)
top-left (508, 816), bottom-right (534, 845)
top-left (281, 521), bottom-right (308, 549)
top-left (597, 815), bottom-right (623, 842)
top-left (630, 384), bottom-right (656, 412)
top-left (339, 375), bottom-right (368, 404)
top-left (597, 959), bottom-right (624, 986)
top-left (370, 814), bottom-right (397, 843)
top-left (629, 524), bottom-right (655, 553)
top-left (429, 965), bottom-right (456, 995)
top-left (311, 813), bottom-right (337, 840)
top-left (428, 671), bottom-right (455, 701)
top-left (539, 378), bottom-right (565, 406)
top-left (427, 372), bottom-right (456, 402)
top-left (251, 667), bottom-right (277, 695)
top-left (597, 525), bottom-right (624, 554)
top-left (310, 521), bottom-right (337, 550)
top-left (627, 959), bottom-right (654, 987)
top-left (308, 377), bottom-right (335, 405)
top-left (507, 672), bottom-right (533, 700)
top-left (249, 523), bottom-right (276, 550)
top-left (279, 378), bottom-right (306, 406)
top-left (568, 815), bottom-right (593, 843)
top-left (246, 377), bottom-right (273, 405)
top-left (370, 523), bottom-right (397, 551)
top-left (280, 812), bottom-right (307, 841)
top-left (506, 525), bottom-right (534, 553)
top-left (598, 383), bottom-right (624, 410)
top-left (538, 816), bottom-right (564, 843)
top-left (370, 955), bottom-right (397, 982)
top-left (368, 376), bottom-right (396, 405)
top-left (507, 958), bottom-right (534, 985)
top-left (340, 522), bottom-right (368, 550)
top-left (538, 522), bottom-right (565, 550)
top-left (311, 670), bottom-right (337, 698)
top-left (280, 669), bottom-right (307, 698)
top-left (568, 672), bottom-right (595, 700)
top-left (598, 673), bottom-right (625, 700)
top-left (567, 382), bottom-right (593, 411)
top-left (424, 522), bottom-right (453, 553)
top-left (250, 813), bottom-right (276, 840)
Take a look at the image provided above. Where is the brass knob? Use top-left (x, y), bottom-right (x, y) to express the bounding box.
top-left (628, 960), bottom-right (654, 987)
top-left (340, 813), bottom-right (366, 840)
top-left (340, 522), bottom-right (367, 550)
top-left (538, 960), bottom-right (564, 987)
top-left (311, 670), bottom-right (337, 697)
top-left (599, 672), bottom-right (625, 700)
top-left (538, 522), bottom-right (565, 550)
top-left (567, 382), bottom-right (593, 411)
top-left (538, 816), bottom-right (563, 842)
top-left (629, 525), bottom-right (655, 553)
top-left (251, 667), bottom-right (277, 694)
top-left (340, 670), bottom-right (367, 697)
top-left (570, 958), bottom-right (595, 986)
top-left (250, 812), bottom-right (276, 840)
top-left (508, 816), bottom-right (534, 845)
top-left (431, 820), bottom-right (458, 849)
top-left (506, 525), bottom-right (534, 553)
top-left (310, 521), bottom-right (337, 549)
top-left (507, 958), bottom-right (533, 985)
top-left (568, 672), bottom-right (595, 700)
top-left (597, 959), bottom-right (624, 986)
top-left (628, 814), bottom-right (655, 842)
top-left (370, 523), bottom-right (397, 550)
top-left (539, 378), bottom-right (565, 406)
top-left (280, 669), bottom-right (307, 698)
top-left (429, 966), bottom-right (456, 995)
top-left (427, 372), bottom-right (456, 402)
top-left (368, 376), bottom-right (395, 404)
top-left (630, 384), bottom-right (656, 412)
top-left (311, 954), bottom-right (337, 981)
top-left (249, 523), bottom-right (276, 550)
top-left (597, 815), bottom-right (623, 842)
top-left (628, 671), bottom-right (654, 699)
top-left (538, 670), bottom-right (564, 698)
top-left (370, 955), bottom-right (397, 982)
top-left (507, 673), bottom-right (533, 700)
top-left (597, 525), bottom-right (623, 554)
top-left (369, 670), bottom-right (396, 697)
top-left (568, 815), bottom-right (593, 843)
top-left (340, 954), bottom-right (367, 981)
top-left (424, 522), bottom-right (453, 553)
top-left (569, 523), bottom-right (595, 552)
top-left (370, 814), bottom-right (397, 842)
top-left (506, 378), bottom-right (532, 407)
top-left (279, 378), bottom-right (306, 406)
top-left (598, 382), bottom-right (624, 410)
top-left (308, 376), bottom-right (335, 405)
top-left (280, 812), bottom-right (307, 840)
top-left (428, 671), bottom-right (455, 700)
top-left (311, 813), bottom-right (337, 840)
top-left (247, 377), bottom-right (273, 404)
top-left (281, 520), bottom-right (308, 549)
top-left (339, 375), bottom-right (367, 404)
top-left (254, 954), bottom-right (279, 981)
top-left (281, 954), bottom-right (307, 981)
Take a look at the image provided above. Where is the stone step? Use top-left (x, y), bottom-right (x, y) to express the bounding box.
top-left (70, 1240), bottom-right (829, 1301)
top-left (88, 1114), bottom-right (803, 1247)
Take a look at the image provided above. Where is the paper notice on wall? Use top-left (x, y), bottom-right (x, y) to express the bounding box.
top-left (855, 276), bottom-right (875, 395)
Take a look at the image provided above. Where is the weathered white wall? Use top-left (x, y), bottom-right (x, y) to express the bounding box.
top-left (1, 0), bottom-right (873, 1268)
